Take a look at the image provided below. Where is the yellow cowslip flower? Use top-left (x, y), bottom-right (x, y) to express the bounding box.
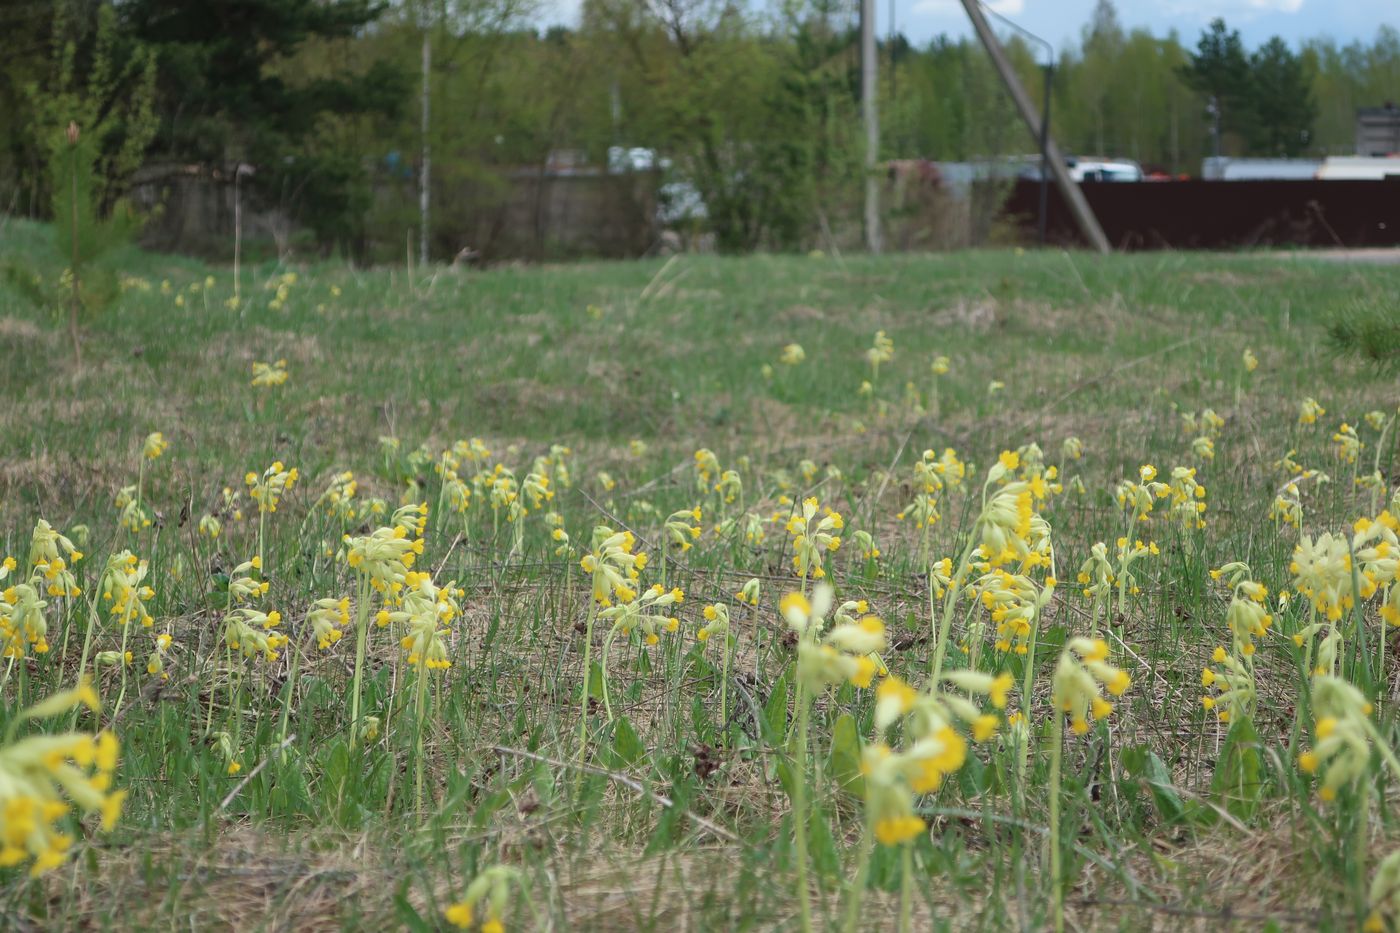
top-left (1291, 516), bottom-right (1399, 623)
top-left (1300, 675), bottom-right (1382, 803)
top-left (308, 597), bottom-right (351, 649)
top-left (1, 584), bottom-right (49, 659)
top-left (1332, 422), bottom-right (1362, 465)
top-left (974, 475), bottom-right (1034, 569)
top-left (345, 523), bottom-right (419, 594)
top-left (114, 485), bottom-right (153, 532)
top-left (1115, 466), bottom-right (1169, 523)
top-left (224, 607), bottom-right (287, 662)
top-left (628, 438), bottom-right (648, 459)
top-left (0, 679), bottom-right (123, 876)
top-left (863, 670), bottom-right (1006, 846)
top-left (313, 471), bottom-right (359, 520)
top-left (146, 632), bottom-right (173, 680)
top-left (228, 557), bottom-right (270, 603)
top-left (780, 343), bottom-right (805, 365)
top-left (786, 497), bottom-right (842, 580)
top-left (520, 472), bottom-right (552, 513)
top-left (143, 432), bottom-right (168, 460)
top-left (1167, 466), bottom-right (1207, 530)
top-left (663, 507), bottom-right (703, 553)
top-left (1242, 348), bottom-right (1258, 372)
top-left (931, 355), bottom-right (950, 376)
top-left (735, 577), bottom-right (761, 606)
top-left (1365, 410), bottom-right (1388, 433)
top-left (32, 546), bottom-right (80, 600)
top-left (1191, 436), bottom-right (1215, 462)
top-left (697, 603), bottom-right (729, 643)
top-left (1366, 850), bottom-right (1400, 933)
top-left (798, 623), bottom-right (883, 692)
top-left (1061, 436), bottom-right (1083, 461)
top-left (861, 743), bottom-right (927, 846)
top-left (714, 469), bottom-right (743, 506)
top-left (1299, 396), bottom-right (1326, 426)
top-left (1199, 646), bottom-right (1253, 724)
top-left (852, 529), bottom-right (880, 561)
top-left (28, 520), bottom-right (83, 578)
top-left (600, 583), bottom-right (683, 647)
top-left (693, 448), bottom-right (721, 492)
top-left (251, 359), bottom-right (289, 387)
top-left (1211, 562), bottom-right (1272, 656)
top-left (211, 731), bottom-right (241, 775)
top-left (866, 330), bottom-right (894, 382)
top-left (445, 866), bottom-right (521, 933)
top-left (198, 514), bottom-right (223, 539)
top-left (246, 461), bottom-right (298, 513)
top-left (987, 380), bottom-right (1005, 395)
top-left (100, 551), bottom-right (155, 627)
top-left (1052, 638), bottom-right (1131, 735)
top-left (974, 568), bottom-right (1051, 655)
top-left (580, 527), bottom-right (647, 606)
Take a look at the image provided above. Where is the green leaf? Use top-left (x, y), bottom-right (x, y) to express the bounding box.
top-left (393, 888), bottom-right (432, 933)
top-left (828, 713), bottom-right (865, 798)
top-left (807, 802), bottom-right (842, 880)
top-left (1122, 744), bottom-right (1187, 823)
top-left (1210, 717), bottom-right (1263, 819)
top-left (612, 716), bottom-right (646, 767)
top-left (587, 660), bottom-right (606, 700)
top-left (764, 669), bottom-right (790, 744)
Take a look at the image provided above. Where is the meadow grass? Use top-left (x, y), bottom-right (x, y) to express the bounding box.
top-left (2, 215), bottom-right (1400, 930)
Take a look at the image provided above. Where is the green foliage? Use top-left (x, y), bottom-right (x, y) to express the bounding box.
top-left (1210, 717), bottom-right (1264, 820)
top-left (119, 0), bottom-right (407, 252)
top-left (1247, 37), bottom-right (1317, 156)
top-left (1328, 299), bottom-right (1400, 370)
top-left (1177, 17), bottom-right (1253, 144)
top-left (4, 3), bottom-right (154, 338)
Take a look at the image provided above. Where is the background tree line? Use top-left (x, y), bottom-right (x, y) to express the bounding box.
top-left (1, 0), bottom-right (1397, 258)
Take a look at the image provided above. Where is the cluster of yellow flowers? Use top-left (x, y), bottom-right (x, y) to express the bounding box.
top-left (0, 680), bottom-right (124, 876)
top-left (786, 497), bottom-right (843, 581)
top-left (862, 669), bottom-right (1009, 846)
top-left (251, 359), bottom-right (289, 387)
top-left (246, 461), bottom-right (299, 513)
top-left (1051, 638), bottom-right (1131, 735)
top-left (1291, 511), bottom-right (1399, 622)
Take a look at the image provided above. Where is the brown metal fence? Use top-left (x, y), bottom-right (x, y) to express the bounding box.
top-left (1002, 178), bottom-right (1400, 250)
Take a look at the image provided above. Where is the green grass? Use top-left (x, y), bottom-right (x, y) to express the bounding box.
top-left (2, 215), bottom-right (1400, 930)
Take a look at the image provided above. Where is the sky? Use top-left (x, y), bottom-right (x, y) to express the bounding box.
top-left (539, 0), bottom-right (1396, 51)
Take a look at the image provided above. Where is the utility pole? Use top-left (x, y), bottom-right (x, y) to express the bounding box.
top-left (420, 26), bottom-right (431, 266)
top-left (958, 0), bottom-right (1110, 253)
top-left (861, 0), bottom-right (881, 253)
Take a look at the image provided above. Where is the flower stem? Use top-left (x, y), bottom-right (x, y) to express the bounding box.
top-left (898, 843), bottom-right (913, 933)
top-left (792, 688), bottom-right (813, 933)
top-left (348, 575), bottom-right (371, 743)
top-left (842, 811), bottom-right (873, 933)
top-left (1049, 710), bottom-right (1065, 933)
top-left (413, 654), bottom-right (430, 814)
top-left (577, 586), bottom-right (600, 763)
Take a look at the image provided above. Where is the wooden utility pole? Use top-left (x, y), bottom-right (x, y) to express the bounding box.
top-left (861, 0), bottom-right (881, 253)
top-left (959, 0), bottom-right (1110, 253)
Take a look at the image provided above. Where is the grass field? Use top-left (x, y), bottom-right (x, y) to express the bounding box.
top-left (3, 215), bottom-right (1400, 931)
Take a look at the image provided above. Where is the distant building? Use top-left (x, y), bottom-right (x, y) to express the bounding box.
top-left (1201, 157), bottom-right (1322, 180)
top-left (1357, 104), bottom-right (1400, 157)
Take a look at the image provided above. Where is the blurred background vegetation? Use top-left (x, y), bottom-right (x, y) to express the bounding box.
top-left (0, 0), bottom-right (1397, 261)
